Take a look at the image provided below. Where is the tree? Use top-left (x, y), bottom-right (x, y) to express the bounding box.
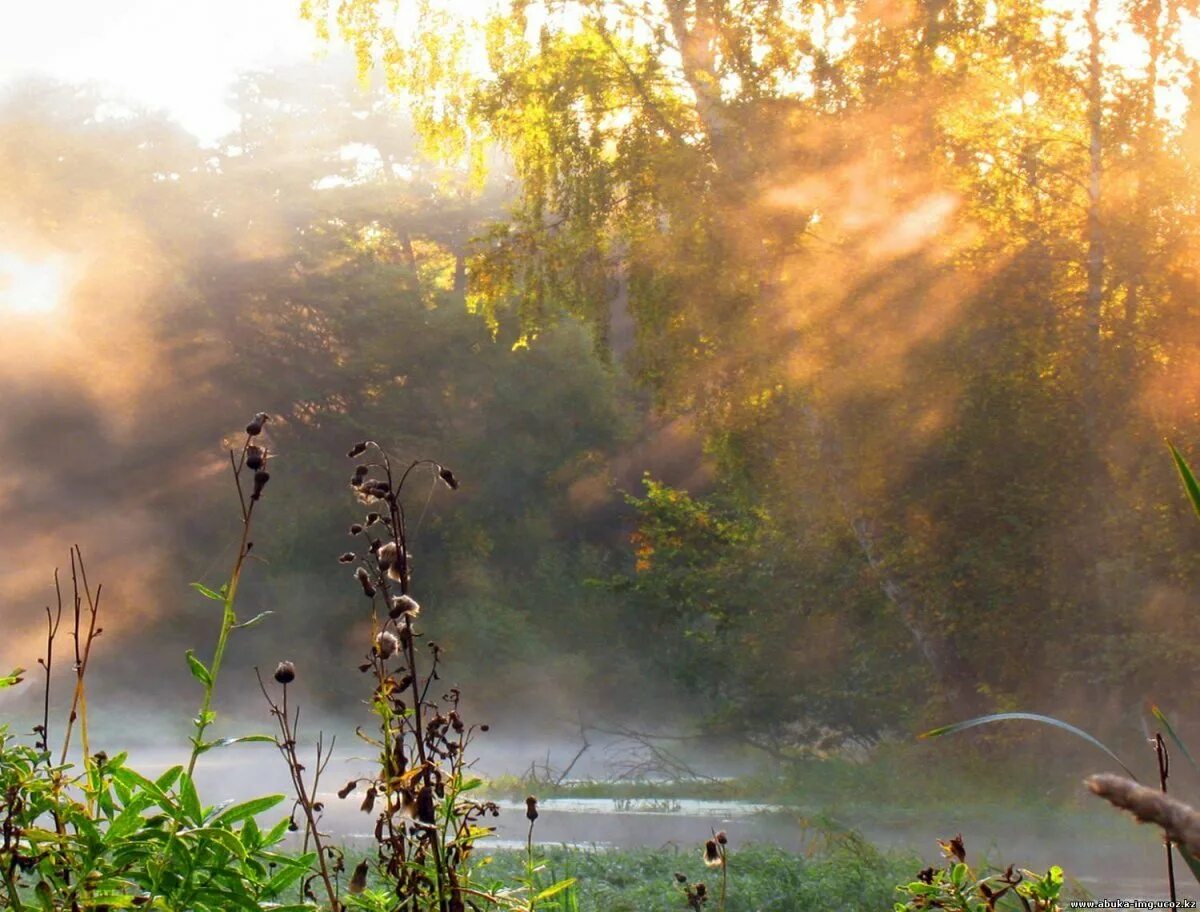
top-left (306, 0), bottom-right (1200, 742)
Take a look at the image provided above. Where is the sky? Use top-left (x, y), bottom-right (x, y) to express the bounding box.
top-left (0, 0), bottom-right (322, 145)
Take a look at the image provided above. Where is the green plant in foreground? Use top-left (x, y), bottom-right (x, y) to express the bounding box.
top-left (894, 835), bottom-right (1064, 911)
top-left (0, 414), bottom-right (312, 911)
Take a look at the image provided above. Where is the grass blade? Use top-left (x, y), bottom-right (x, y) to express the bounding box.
top-left (1177, 844), bottom-right (1200, 886)
top-left (1151, 705), bottom-right (1198, 773)
top-left (1168, 443), bottom-right (1200, 519)
top-left (921, 712), bottom-right (1139, 780)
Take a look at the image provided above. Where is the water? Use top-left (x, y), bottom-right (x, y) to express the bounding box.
top-left (126, 746), bottom-right (1187, 903)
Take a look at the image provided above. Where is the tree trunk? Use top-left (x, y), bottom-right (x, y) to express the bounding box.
top-left (805, 405), bottom-right (981, 712)
top-left (1083, 0), bottom-right (1104, 446)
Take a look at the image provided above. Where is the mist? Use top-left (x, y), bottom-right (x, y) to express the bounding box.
top-left (2, 2), bottom-right (1200, 907)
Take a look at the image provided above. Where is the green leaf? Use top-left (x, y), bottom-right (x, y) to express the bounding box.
top-left (1177, 844), bottom-right (1200, 886)
top-left (232, 610), bottom-right (274, 630)
top-left (156, 765), bottom-right (184, 792)
top-left (110, 766), bottom-right (174, 809)
top-left (263, 853), bottom-right (316, 897)
top-left (261, 816), bottom-right (292, 847)
top-left (240, 816), bottom-right (262, 851)
top-left (1151, 705), bottom-right (1198, 772)
top-left (0, 667), bottom-right (25, 688)
top-left (191, 581), bottom-right (226, 602)
top-left (190, 886), bottom-right (261, 912)
top-left (1169, 443), bottom-right (1200, 519)
top-left (106, 793), bottom-right (157, 841)
top-left (185, 826), bottom-right (247, 860)
top-left (533, 878), bottom-right (577, 902)
top-left (207, 735), bottom-right (277, 750)
top-left (179, 772), bottom-right (203, 824)
top-left (211, 794), bottom-right (286, 827)
top-left (185, 650), bottom-right (213, 687)
top-left (920, 712), bottom-right (1139, 780)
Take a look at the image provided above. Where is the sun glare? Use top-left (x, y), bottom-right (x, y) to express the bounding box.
top-left (0, 252), bottom-right (70, 315)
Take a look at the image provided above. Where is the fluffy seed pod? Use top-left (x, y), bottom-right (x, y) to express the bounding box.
top-left (355, 567), bottom-right (376, 598)
top-left (525, 796), bottom-right (539, 822)
top-left (437, 466), bottom-right (459, 490)
top-left (347, 442), bottom-right (368, 458)
top-left (273, 661), bottom-right (296, 685)
top-left (375, 631), bottom-right (399, 659)
top-left (246, 413), bottom-right (268, 436)
top-left (377, 542), bottom-right (404, 580)
top-left (389, 594), bottom-right (420, 619)
top-left (349, 523), bottom-right (363, 535)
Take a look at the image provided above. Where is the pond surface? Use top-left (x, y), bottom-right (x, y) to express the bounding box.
top-left (135, 746), bottom-right (1181, 903)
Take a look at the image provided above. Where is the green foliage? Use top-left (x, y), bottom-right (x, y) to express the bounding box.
top-left (0, 732), bottom-right (308, 911)
top-left (482, 841), bottom-right (914, 912)
top-left (298, 0), bottom-right (1200, 740)
top-left (0, 419), bottom-right (307, 911)
top-left (894, 854), bottom-right (1065, 912)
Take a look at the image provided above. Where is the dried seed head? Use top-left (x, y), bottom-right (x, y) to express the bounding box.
top-left (338, 552), bottom-right (356, 564)
top-left (349, 523), bottom-right (364, 535)
top-left (694, 883), bottom-right (707, 899)
top-left (246, 412), bottom-right (269, 436)
top-left (715, 831), bottom-right (727, 846)
top-left (703, 839), bottom-right (721, 866)
top-left (347, 442), bottom-right (368, 458)
top-left (273, 661), bottom-right (295, 685)
top-left (437, 466), bottom-right (459, 490)
top-left (938, 834), bottom-right (966, 864)
top-left (355, 567), bottom-right (376, 598)
top-left (251, 470), bottom-right (270, 501)
top-left (674, 872), bottom-right (688, 884)
top-left (389, 594), bottom-right (421, 619)
top-left (337, 780), bottom-right (357, 800)
top-left (245, 445), bottom-right (266, 471)
top-left (416, 785), bottom-right (436, 824)
top-left (525, 795), bottom-right (539, 822)
top-left (375, 631), bottom-right (399, 659)
top-left (360, 786), bottom-right (377, 814)
top-left (366, 513), bottom-right (381, 525)
top-left (348, 860), bottom-right (369, 894)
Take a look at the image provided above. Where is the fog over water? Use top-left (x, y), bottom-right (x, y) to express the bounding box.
top-left (3, 2), bottom-right (1200, 907)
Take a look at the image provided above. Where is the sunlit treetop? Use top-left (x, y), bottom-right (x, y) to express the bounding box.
top-left (301, 0), bottom-right (1200, 377)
